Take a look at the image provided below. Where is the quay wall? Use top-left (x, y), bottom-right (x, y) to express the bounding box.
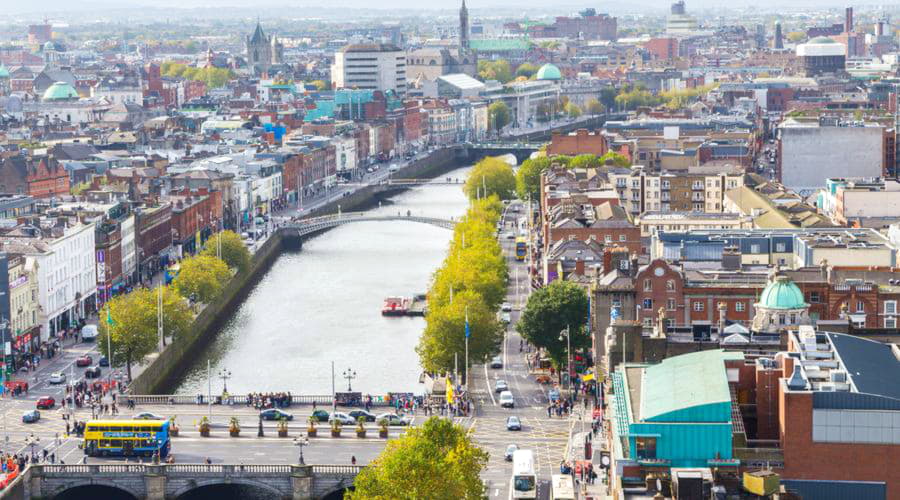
top-left (129, 146), bottom-right (467, 394)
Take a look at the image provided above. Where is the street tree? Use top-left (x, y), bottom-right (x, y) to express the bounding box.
top-left (565, 102), bottom-right (582, 119)
top-left (599, 151), bottom-right (632, 167)
top-left (348, 417), bottom-right (488, 500)
top-left (417, 289), bottom-right (503, 375)
top-left (173, 255), bottom-right (231, 303)
top-left (477, 59), bottom-right (513, 83)
top-left (201, 230), bottom-right (251, 273)
top-left (515, 62), bottom-right (539, 79)
top-left (97, 289), bottom-right (160, 380)
top-left (515, 156), bottom-right (551, 201)
top-left (488, 101), bottom-right (511, 133)
top-left (586, 98), bottom-right (604, 116)
top-left (567, 154), bottom-right (600, 169)
top-left (516, 280), bottom-right (590, 372)
top-left (463, 157), bottom-right (515, 201)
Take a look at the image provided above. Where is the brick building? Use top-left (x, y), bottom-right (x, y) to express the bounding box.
top-left (134, 203), bottom-right (172, 282)
top-left (167, 189), bottom-right (223, 256)
top-left (27, 157), bottom-right (69, 198)
top-left (546, 129), bottom-right (608, 157)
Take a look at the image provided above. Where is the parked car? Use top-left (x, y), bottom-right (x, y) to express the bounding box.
top-left (75, 355), bottom-right (92, 367)
top-left (84, 366), bottom-right (101, 379)
top-left (329, 412), bottom-right (356, 425)
top-left (500, 312), bottom-right (511, 324)
top-left (22, 410), bottom-right (40, 423)
top-left (311, 410), bottom-right (330, 422)
top-left (495, 380), bottom-right (509, 393)
top-left (504, 444), bottom-right (519, 461)
top-left (81, 325), bottom-right (99, 341)
top-left (48, 372), bottom-right (66, 384)
top-left (490, 356), bottom-right (503, 369)
top-left (98, 356), bottom-right (109, 367)
top-left (348, 410), bottom-right (377, 422)
top-left (499, 391), bottom-right (515, 408)
top-left (501, 302), bottom-right (512, 312)
top-left (506, 416), bottom-right (522, 431)
top-left (36, 397), bottom-right (55, 409)
top-left (376, 413), bottom-right (411, 426)
top-left (260, 409), bottom-right (293, 421)
top-left (133, 412), bottom-right (166, 420)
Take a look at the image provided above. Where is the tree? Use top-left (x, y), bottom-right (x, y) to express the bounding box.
top-left (416, 289), bottom-right (503, 373)
top-left (463, 157), bottom-right (515, 201)
top-left (599, 86), bottom-right (618, 110)
top-left (536, 103), bottom-right (551, 122)
top-left (97, 286), bottom-right (192, 380)
top-left (173, 255), bottom-right (231, 303)
top-left (565, 102), bottom-right (582, 119)
top-left (567, 154), bottom-right (600, 169)
top-left (201, 230), bottom-right (251, 273)
top-left (348, 417), bottom-right (488, 500)
top-left (477, 59), bottom-right (513, 83)
top-left (309, 79), bottom-right (329, 91)
top-left (515, 62), bottom-right (539, 79)
top-left (786, 31), bottom-right (806, 43)
top-left (488, 101), bottom-right (511, 133)
top-left (516, 280), bottom-right (589, 372)
top-left (515, 156), bottom-right (551, 201)
top-left (586, 98), bottom-right (604, 116)
top-left (599, 151), bottom-right (631, 167)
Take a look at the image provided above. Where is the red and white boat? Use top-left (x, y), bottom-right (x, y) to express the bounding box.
top-left (382, 296), bottom-right (409, 316)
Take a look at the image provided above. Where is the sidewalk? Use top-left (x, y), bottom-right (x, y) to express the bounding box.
top-left (568, 418), bottom-right (611, 500)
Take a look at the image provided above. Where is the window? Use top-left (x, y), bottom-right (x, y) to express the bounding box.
top-left (665, 318), bottom-right (675, 328)
top-left (735, 302), bottom-right (745, 312)
top-left (885, 317), bottom-right (897, 329)
top-left (667, 298), bottom-right (676, 311)
top-left (643, 279), bottom-right (652, 291)
top-left (775, 242), bottom-right (786, 252)
top-left (693, 301), bottom-right (704, 312)
top-left (778, 314), bottom-right (786, 325)
top-left (750, 244), bottom-right (761, 254)
top-left (635, 437), bottom-right (657, 459)
top-left (666, 280), bottom-right (675, 291)
top-left (619, 234), bottom-right (627, 242)
top-left (857, 300), bottom-right (864, 313)
top-left (809, 292), bottom-right (820, 303)
top-left (604, 234), bottom-right (612, 243)
top-left (790, 313), bottom-right (797, 324)
top-left (619, 259), bottom-right (629, 271)
top-left (642, 318), bottom-right (653, 328)
top-left (884, 300), bottom-right (897, 315)
top-left (642, 298), bottom-right (653, 309)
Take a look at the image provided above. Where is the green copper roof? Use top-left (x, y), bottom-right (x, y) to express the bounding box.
top-left (639, 350), bottom-right (743, 423)
top-left (758, 275), bottom-right (807, 310)
top-left (42, 81), bottom-right (78, 101)
top-left (536, 63), bottom-right (562, 80)
top-left (0, 64), bottom-right (9, 78)
top-left (469, 38), bottom-right (532, 52)
top-left (808, 36), bottom-right (838, 44)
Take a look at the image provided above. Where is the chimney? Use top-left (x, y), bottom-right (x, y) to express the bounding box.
top-left (845, 6), bottom-right (853, 33)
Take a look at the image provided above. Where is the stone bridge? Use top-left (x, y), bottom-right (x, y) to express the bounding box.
top-left (8, 463), bottom-right (362, 500)
top-left (281, 212), bottom-right (456, 239)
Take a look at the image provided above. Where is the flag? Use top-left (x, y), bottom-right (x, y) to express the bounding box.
top-left (582, 373), bottom-right (595, 382)
top-left (465, 307), bottom-right (470, 338)
top-left (446, 376), bottom-right (454, 405)
top-left (106, 304), bottom-right (114, 326)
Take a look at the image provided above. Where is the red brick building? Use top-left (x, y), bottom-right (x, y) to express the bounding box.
top-left (546, 129), bottom-right (608, 157)
top-left (135, 202), bottom-right (172, 282)
top-left (167, 189), bottom-right (222, 256)
top-left (26, 157), bottom-right (69, 198)
top-left (643, 38), bottom-right (679, 61)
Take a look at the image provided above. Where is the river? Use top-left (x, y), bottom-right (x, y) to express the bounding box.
top-left (174, 163), bottom-right (475, 396)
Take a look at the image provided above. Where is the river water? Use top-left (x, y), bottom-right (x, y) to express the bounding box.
top-left (174, 164), bottom-right (475, 396)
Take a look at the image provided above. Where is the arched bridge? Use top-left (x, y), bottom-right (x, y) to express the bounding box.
top-left (283, 212), bottom-right (456, 237)
top-left (9, 463), bottom-right (362, 500)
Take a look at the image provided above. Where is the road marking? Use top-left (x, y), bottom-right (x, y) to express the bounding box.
top-left (483, 363), bottom-right (497, 407)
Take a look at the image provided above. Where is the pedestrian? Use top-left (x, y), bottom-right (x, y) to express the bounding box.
top-left (547, 405), bottom-right (552, 418)
top-left (351, 456), bottom-right (357, 465)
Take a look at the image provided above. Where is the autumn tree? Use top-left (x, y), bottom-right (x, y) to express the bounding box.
top-left (172, 255), bottom-right (231, 303)
top-left (201, 230), bottom-right (251, 273)
top-left (516, 280), bottom-right (590, 372)
top-left (463, 157), bottom-right (515, 201)
top-left (488, 101), bottom-right (511, 133)
top-left (586, 98), bottom-right (604, 116)
top-left (348, 417), bottom-right (488, 500)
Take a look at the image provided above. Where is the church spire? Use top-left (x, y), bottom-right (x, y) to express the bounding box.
top-left (459, 0), bottom-right (470, 50)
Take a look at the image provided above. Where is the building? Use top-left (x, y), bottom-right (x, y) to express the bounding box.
top-left (406, 49), bottom-right (477, 81)
top-left (7, 254), bottom-right (40, 365)
top-left (332, 44), bottom-right (407, 96)
top-left (778, 119), bottom-right (887, 192)
top-left (548, 9), bottom-right (617, 41)
top-left (818, 177), bottom-right (900, 227)
top-left (666, 1), bottom-right (699, 35)
top-left (724, 181), bottom-right (836, 229)
top-left (635, 211), bottom-right (751, 237)
top-left (245, 22), bottom-right (284, 76)
top-left (796, 37), bottom-right (846, 76)
top-left (546, 129), bottom-right (608, 157)
top-left (750, 275), bottom-right (811, 333)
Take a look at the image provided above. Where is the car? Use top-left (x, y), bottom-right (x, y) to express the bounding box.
top-left (376, 413), bottom-right (411, 426)
top-left (84, 366), bottom-right (101, 379)
top-left (495, 380), bottom-right (509, 393)
top-left (98, 356), bottom-right (109, 367)
top-left (133, 412), bottom-right (166, 420)
top-left (329, 412), bottom-right (356, 425)
top-left (48, 372), bottom-right (66, 384)
top-left (499, 390), bottom-right (515, 408)
top-left (36, 397), bottom-right (55, 409)
top-left (75, 355), bottom-right (92, 367)
top-left (548, 388), bottom-right (560, 403)
top-left (504, 444), bottom-right (519, 461)
top-left (490, 355), bottom-right (503, 369)
top-left (22, 410), bottom-right (40, 423)
top-left (501, 302), bottom-right (512, 312)
top-left (348, 410), bottom-right (377, 422)
top-left (506, 416), bottom-right (522, 431)
top-left (366, 167), bottom-right (374, 173)
top-left (500, 312), bottom-right (511, 324)
top-left (81, 324), bottom-right (99, 341)
top-left (504, 232), bottom-right (515, 240)
top-left (260, 408), bottom-right (294, 421)
top-left (311, 409), bottom-right (330, 422)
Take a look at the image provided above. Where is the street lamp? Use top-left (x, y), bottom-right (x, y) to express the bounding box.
top-left (293, 436), bottom-right (309, 465)
top-left (342, 368), bottom-right (357, 392)
top-left (25, 434), bottom-right (39, 462)
top-left (218, 368), bottom-right (232, 394)
top-left (559, 325), bottom-right (571, 394)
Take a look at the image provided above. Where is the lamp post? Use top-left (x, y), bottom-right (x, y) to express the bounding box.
top-left (25, 434), bottom-right (39, 462)
top-left (342, 368), bottom-right (357, 392)
top-left (293, 436), bottom-right (309, 465)
top-left (218, 368), bottom-right (232, 394)
top-left (559, 325), bottom-right (571, 394)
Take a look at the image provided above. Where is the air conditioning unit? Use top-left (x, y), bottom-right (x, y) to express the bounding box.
top-left (830, 371), bottom-right (847, 383)
top-left (818, 382), bottom-right (836, 392)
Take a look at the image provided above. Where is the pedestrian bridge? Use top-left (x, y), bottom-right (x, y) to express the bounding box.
top-left (282, 212), bottom-right (456, 238)
top-left (6, 463), bottom-right (361, 500)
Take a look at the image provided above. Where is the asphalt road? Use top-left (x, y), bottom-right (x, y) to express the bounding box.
top-left (467, 200), bottom-right (574, 500)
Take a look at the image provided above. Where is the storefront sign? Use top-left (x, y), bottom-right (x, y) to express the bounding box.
top-left (9, 275), bottom-right (27, 289)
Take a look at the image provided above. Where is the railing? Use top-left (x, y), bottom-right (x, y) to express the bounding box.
top-left (40, 464), bottom-right (147, 475)
top-left (312, 465), bottom-right (364, 475)
top-left (125, 393), bottom-right (400, 407)
top-left (281, 213), bottom-right (456, 236)
top-left (167, 464), bottom-right (292, 475)
top-left (35, 464), bottom-right (342, 476)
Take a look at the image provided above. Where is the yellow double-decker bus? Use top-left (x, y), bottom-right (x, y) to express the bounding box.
top-left (515, 237), bottom-right (527, 261)
top-left (83, 420), bottom-right (171, 458)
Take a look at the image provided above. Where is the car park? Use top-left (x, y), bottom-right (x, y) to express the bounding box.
top-left (260, 409), bottom-right (294, 421)
top-left (329, 412), bottom-right (356, 425)
top-left (506, 416), bottom-right (522, 431)
top-left (376, 413), bottom-right (411, 426)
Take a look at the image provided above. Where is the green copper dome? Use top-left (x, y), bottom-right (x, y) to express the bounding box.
top-left (42, 81), bottom-right (78, 101)
top-left (0, 64), bottom-right (9, 79)
top-left (807, 36), bottom-right (838, 44)
top-left (536, 63), bottom-right (562, 81)
top-left (758, 275), bottom-right (807, 310)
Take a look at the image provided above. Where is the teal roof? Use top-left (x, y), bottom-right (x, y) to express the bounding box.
top-left (42, 81), bottom-right (78, 101)
top-left (469, 38), bottom-right (532, 52)
top-left (639, 350), bottom-right (743, 423)
top-left (0, 64), bottom-right (9, 78)
top-left (808, 36), bottom-right (838, 44)
top-left (536, 63), bottom-right (561, 80)
top-left (758, 276), bottom-right (807, 310)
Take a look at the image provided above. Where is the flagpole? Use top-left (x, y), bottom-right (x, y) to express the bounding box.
top-left (106, 303), bottom-right (113, 387)
top-left (464, 306), bottom-right (469, 392)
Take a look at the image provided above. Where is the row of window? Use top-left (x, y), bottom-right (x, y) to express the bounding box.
top-left (641, 298), bottom-right (747, 313)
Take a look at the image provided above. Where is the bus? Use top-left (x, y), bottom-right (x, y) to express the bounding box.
top-left (515, 237), bottom-right (527, 261)
top-left (510, 449), bottom-right (537, 499)
top-left (83, 420), bottom-right (171, 458)
top-left (550, 474), bottom-right (576, 500)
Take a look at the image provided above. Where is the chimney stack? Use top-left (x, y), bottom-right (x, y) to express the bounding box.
top-left (845, 6), bottom-right (853, 33)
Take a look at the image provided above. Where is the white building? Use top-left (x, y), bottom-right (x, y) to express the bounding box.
top-left (332, 43), bottom-right (407, 95)
top-left (333, 135), bottom-right (358, 174)
top-left (120, 214), bottom-right (137, 283)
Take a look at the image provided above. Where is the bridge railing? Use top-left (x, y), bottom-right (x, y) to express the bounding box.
top-left (126, 393), bottom-right (403, 407)
top-left (312, 465), bottom-right (365, 475)
top-left (40, 464), bottom-right (148, 475)
top-left (34, 464), bottom-right (346, 476)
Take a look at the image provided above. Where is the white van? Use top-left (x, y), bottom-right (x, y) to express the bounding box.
top-left (499, 390), bottom-right (515, 408)
top-left (81, 324), bottom-right (99, 341)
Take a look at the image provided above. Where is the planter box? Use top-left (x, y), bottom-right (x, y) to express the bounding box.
top-left (331, 430), bottom-right (341, 438)
top-left (379, 429), bottom-right (388, 438)
top-left (171, 428), bottom-right (179, 437)
top-left (200, 428), bottom-right (210, 437)
top-left (356, 430), bottom-right (366, 438)
top-left (230, 430), bottom-right (240, 437)
top-left (278, 429), bottom-right (289, 438)
top-left (307, 428), bottom-right (317, 438)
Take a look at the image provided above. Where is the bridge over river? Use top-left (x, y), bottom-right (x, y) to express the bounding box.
top-left (282, 211), bottom-right (456, 238)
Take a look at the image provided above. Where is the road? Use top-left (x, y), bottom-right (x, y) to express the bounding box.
top-left (468, 200), bottom-right (573, 500)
